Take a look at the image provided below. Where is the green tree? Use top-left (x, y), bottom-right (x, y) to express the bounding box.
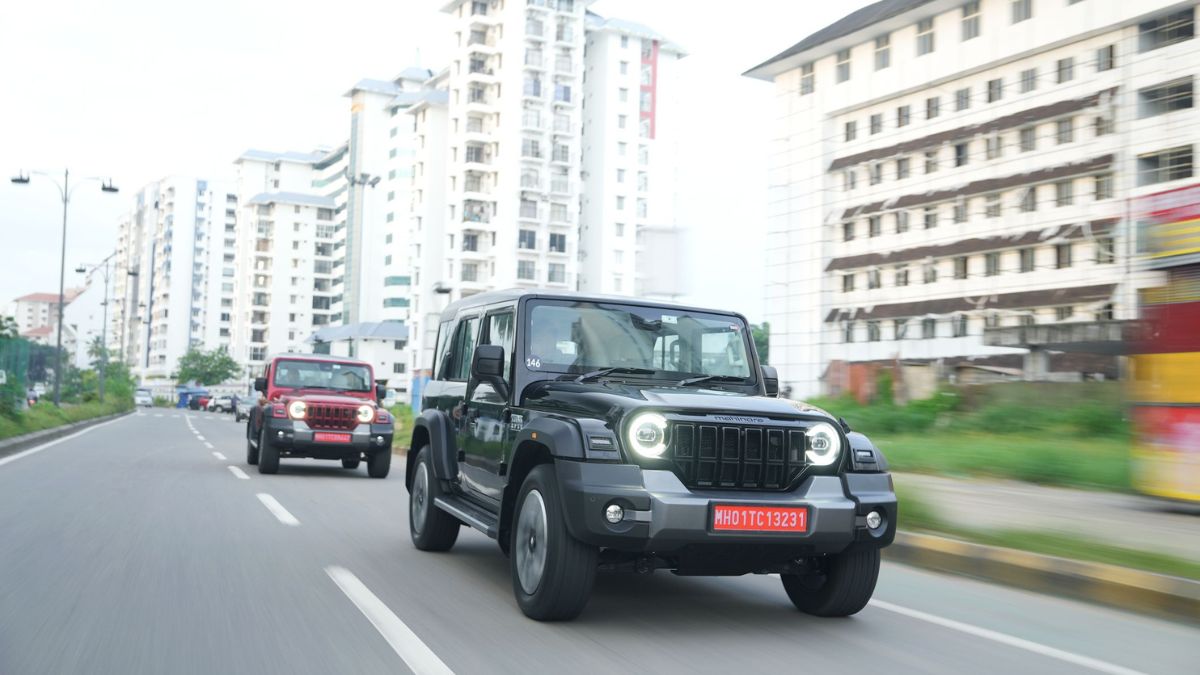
top-left (174, 347), bottom-right (240, 386)
top-left (0, 316), bottom-right (17, 339)
top-left (751, 322), bottom-right (770, 365)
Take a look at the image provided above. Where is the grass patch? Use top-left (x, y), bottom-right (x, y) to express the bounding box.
top-left (895, 486), bottom-right (1200, 580)
top-left (879, 432), bottom-right (1131, 491)
top-left (389, 404), bottom-right (416, 449)
top-left (0, 397), bottom-right (132, 442)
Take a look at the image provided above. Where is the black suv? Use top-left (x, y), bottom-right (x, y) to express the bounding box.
top-left (406, 290), bottom-right (896, 621)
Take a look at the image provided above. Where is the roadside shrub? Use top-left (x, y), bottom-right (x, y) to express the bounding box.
top-left (1064, 403), bottom-right (1128, 438)
top-left (153, 396), bottom-right (172, 408)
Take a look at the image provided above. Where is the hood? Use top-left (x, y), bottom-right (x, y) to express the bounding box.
top-left (276, 391), bottom-right (373, 406)
top-left (522, 380), bottom-right (835, 422)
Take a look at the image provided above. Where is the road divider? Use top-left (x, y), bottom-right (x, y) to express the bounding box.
top-left (325, 566), bottom-right (454, 675)
top-left (227, 465), bottom-right (250, 480)
top-left (256, 493), bottom-right (300, 526)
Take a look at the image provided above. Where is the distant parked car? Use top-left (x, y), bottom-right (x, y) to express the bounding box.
top-left (234, 397), bottom-right (255, 422)
top-left (207, 395), bottom-right (234, 413)
top-left (134, 389), bottom-right (154, 407)
top-left (187, 393), bottom-right (211, 411)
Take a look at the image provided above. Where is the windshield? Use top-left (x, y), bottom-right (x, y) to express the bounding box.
top-left (273, 359), bottom-right (372, 392)
top-left (525, 300), bottom-right (754, 381)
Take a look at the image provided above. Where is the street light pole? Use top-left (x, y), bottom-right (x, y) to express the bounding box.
top-left (76, 252), bottom-right (122, 402)
top-left (11, 168), bottom-right (119, 406)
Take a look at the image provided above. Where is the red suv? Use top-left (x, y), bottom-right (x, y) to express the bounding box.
top-left (246, 354), bottom-right (395, 478)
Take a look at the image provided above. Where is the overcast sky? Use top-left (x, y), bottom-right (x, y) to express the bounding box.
top-left (0, 0), bottom-right (873, 322)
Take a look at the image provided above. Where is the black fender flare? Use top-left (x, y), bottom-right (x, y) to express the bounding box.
top-left (509, 415), bottom-right (586, 461)
top-left (408, 409), bottom-right (458, 487)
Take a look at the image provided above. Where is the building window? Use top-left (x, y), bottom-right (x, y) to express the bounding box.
top-left (875, 34), bottom-right (891, 70)
top-left (870, 113), bottom-right (883, 134)
top-left (962, 1), bottom-right (981, 40)
top-left (843, 322), bottom-right (855, 343)
top-left (955, 87), bottom-right (971, 111)
top-left (954, 142), bottom-right (969, 167)
top-left (895, 265), bottom-right (910, 287)
top-left (952, 314), bottom-right (969, 337)
top-left (986, 193), bottom-right (1002, 217)
top-left (869, 215), bottom-right (882, 237)
top-left (917, 18), bottom-right (935, 55)
top-left (517, 260), bottom-right (536, 280)
top-left (845, 120), bottom-right (857, 142)
top-left (1011, 0), bottom-right (1032, 23)
top-left (895, 210), bottom-right (910, 233)
top-left (895, 319), bottom-right (909, 340)
top-left (1138, 78), bottom-right (1194, 118)
top-left (1055, 306), bottom-right (1074, 322)
top-left (985, 252), bottom-right (1000, 276)
top-left (1019, 126), bottom-right (1037, 151)
top-left (897, 105), bottom-right (911, 127)
top-left (1138, 9), bottom-right (1195, 53)
top-left (868, 269), bottom-right (881, 289)
top-left (1137, 146), bottom-right (1194, 186)
top-left (1055, 180), bottom-right (1074, 206)
top-left (1094, 173), bottom-right (1114, 200)
top-left (1020, 68), bottom-right (1037, 93)
top-left (985, 313), bottom-right (1001, 329)
top-left (842, 273), bottom-right (855, 292)
top-left (869, 163), bottom-right (883, 185)
top-left (922, 318), bottom-right (937, 339)
top-left (844, 170), bottom-right (857, 191)
top-left (926, 96), bottom-right (940, 119)
top-left (836, 48), bottom-right (851, 83)
top-left (616, 195), bottom-right (625, 209)
top-left (843, 221), bottom-right (856, 242)
top-left (987, 78), bottom-right (1003, 103)
top-left (954, 256), bottom-right (969, 279)
top-left (1095, 237), bottom-right (1116, 264)
top-left (924, 262), bottom-right (938, 284)
top-left (925, 150), bottom-right (938, 174)
top-left (1020, 247), bottom-right (1035, 272)
top-left (549, 233), bottom-right (567, 253)
top-left (1020, 186), bottom-right (1037, 212)
top-left (548, 263), bottom-right (566, 284)
top-left (1056, 117), bottom-right (1074, 144)
top-left (896, 157), bottom-right (910, 180)
top-left (1094, 115), bottom-right (1115, 136)
top-left (461, 262), bottom-right (479, 282)
top-left (985, 135), bottom-right (1003, 159)
top-left (953, 199), bottom-right (968, 223)
top-left (1056, 57), bottom-right (1074, 83)
top-left (518, 229), bottom-right (537, 249)
top-left (1055, 243), bottom-right (1073, 269)
top-left (867, 321), bottom-right (882, 342)
top-left (618, 114), bottom-right (627, 129)
top-left (800, 62), bottom-right (814, 95)
top-left (1097, 44), bottom-right (1116, 71)
top-left (924, 206), bottom-right (938, 229)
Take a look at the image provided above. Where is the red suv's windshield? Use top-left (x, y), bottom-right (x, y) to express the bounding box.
top-left (273, 360), bottom-right (371, 393)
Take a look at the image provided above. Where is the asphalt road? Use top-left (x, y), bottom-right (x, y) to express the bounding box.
top-left (1, 411), bottom-right (1196, 675)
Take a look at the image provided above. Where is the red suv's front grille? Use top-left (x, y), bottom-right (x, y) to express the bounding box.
top-left (307, 404), bottom-right (359, 430)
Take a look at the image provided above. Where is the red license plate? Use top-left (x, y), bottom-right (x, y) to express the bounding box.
top-left (712, 505), bottom-right (808, 532)
top-left (313, 432), bottom-right (352, 444)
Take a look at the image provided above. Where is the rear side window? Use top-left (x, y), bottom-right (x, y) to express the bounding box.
top-left (443, 316), bottom-right (481, 381)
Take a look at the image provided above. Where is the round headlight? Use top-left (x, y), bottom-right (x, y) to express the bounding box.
top-left (356, 404), bottom-right (375, 423)
top-left (287, 400), bottom-right (307, 420)
top-left (626, 412), bottom-right (668, 458)
top-left (806, 422), bottom-right (842, 466)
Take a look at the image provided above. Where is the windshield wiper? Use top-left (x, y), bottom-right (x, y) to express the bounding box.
top-left (676, 374), bottom-right (749, 387)
top-left (574, 367), bottom-right (658, 383)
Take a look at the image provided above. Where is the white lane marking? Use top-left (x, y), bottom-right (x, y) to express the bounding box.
top-left (227, 465), bottom-right (250, 480)
top-left (154, 414), bottom-right (163, 418)
top-left (326, 566), bottom-right (454, 675)
top-left (0, 416), bottom-right (129, 469)
top-left (256, 493), bottom-right (300, 526)
top-left (869, 600), bottom-right (1146, 675)
top-left (212, 451), bottom-right (227, 461)
top-left (204, 442), bottom-right (214, 449)
top-left (196, 435), bottom-right (206, 441)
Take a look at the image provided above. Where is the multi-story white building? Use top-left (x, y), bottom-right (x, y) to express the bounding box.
top-left (112, 177), bottom-right (236, 385)
top-left (746, 0), bottom-right (1195, 397)
top-left (580, 14), bottom-right (687, 298)
top-left (6, 290), bottom-right (81, 335)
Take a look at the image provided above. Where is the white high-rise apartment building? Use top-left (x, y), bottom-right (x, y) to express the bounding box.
top-left (580, 14), bottom-right (686, 298)
top-left (746, 0), bottom-right (1194, 397)
top-left (111, 177), bottom-right (237, 385)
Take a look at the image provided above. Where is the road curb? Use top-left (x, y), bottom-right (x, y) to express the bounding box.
top-left (886, 530), bottom-right (1200, 625)
top-left (0, 410), bottom-right (134, 460)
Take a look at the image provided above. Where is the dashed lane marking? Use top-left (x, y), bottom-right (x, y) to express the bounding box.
top-left (256, 493), bottom-right (300, 527)
top-left (212, 451), bottom-right (227, 461)
top-left (227, 465), bottom-right (250, 480)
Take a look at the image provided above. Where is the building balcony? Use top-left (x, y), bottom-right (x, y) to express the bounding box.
top-left (525, 22), bottom-right (547, 40)
top-left (550, 179), bottom-right (571, 195)
top-left (521, 113), bottom-right (544, 131)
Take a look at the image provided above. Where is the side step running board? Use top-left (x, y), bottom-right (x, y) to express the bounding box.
top-left (433, 495), bottom-right (500, 539)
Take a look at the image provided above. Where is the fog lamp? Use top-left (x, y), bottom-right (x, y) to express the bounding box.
top-left (866, 510), bottom-right (883, 530)
top-left (605, 504), bottom-right (624, 524)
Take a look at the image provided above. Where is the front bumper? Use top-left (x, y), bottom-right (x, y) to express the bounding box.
top-left (556, 462), bottom-right (896, 557)
top-left (262, 417), bottom-right (393, 459)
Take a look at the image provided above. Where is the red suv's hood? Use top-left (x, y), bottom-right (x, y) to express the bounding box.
top-left (275, 391), bottom-right (373, 406)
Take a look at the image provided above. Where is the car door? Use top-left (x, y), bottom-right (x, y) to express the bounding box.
top-left (437, 314), bottom-right (495, 505)
top-left (460, 306), bottom-right (516, 502)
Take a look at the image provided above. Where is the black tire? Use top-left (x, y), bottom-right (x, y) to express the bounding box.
top-left (258, 426), bottom-right (279, 474)
top-left (246, 420), bottom-right (259, 465)
top-left (781, 548), bottom-right (880, 617)
top-left (366, 448), bottom-right (391, 478)
top-left (408, 446), bottom-right (460, 551)
top-left (341, 457), bottom-right (361, 470)
top-left (511, 464), bottom-right (597, 621)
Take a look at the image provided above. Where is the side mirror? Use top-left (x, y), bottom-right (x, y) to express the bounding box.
top-left (375, 383), bottom-right (387, 401)
top-left (761, 365), bottom-right (780, 397)
top-left (254, 377), bottom-right (267, 393)
top-left (470, 344), bottom-right (510, 400)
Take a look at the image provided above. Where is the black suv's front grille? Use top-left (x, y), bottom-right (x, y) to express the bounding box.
top-left (669, 422), bottom-right (806, 490)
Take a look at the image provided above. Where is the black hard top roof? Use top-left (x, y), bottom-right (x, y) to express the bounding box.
top-left (438, 288), bottom-right (743, 322)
